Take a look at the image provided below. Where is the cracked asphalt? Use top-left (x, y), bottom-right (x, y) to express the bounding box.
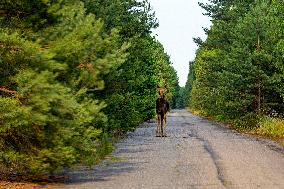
top-left (55, 110), bottom-right (284, 189)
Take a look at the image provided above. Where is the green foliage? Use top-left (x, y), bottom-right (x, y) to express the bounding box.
top-left (234, 113), bottom-right (259, 129)
top-left (172, 86), bottom-right (186, 109)
top-left (89, 1), bottom-right (178, 134)
top-left (0, 69), bottom-right (106, 175)
top-left (0, 0), bottom-right (178, 177)
top-left (185, 0), bottom-right (284, 137)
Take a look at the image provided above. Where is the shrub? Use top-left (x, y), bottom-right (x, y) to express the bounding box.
top-left (234, 113), bottom-right (259, 129)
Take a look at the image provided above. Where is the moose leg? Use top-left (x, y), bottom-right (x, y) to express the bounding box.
top-left (161, 115), bottom-right (164, 137)
top-left (156, 114), bottom-right (161, 137)
top-left (163, 114), bottom-right (167, 137)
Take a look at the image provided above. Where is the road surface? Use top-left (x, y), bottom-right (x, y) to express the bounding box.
top-left (56, 110), bottom-right (284, 189)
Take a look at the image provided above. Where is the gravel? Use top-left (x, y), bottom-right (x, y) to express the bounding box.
top-left (55, 110), bottom-right (284, 189)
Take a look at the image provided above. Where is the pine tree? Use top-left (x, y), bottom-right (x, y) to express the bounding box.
top-left (187, 0), bottom-right (284, 124)
top-left (0, 0), bottom-right (179, 177)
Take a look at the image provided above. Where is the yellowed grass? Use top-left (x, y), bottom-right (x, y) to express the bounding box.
top-left (256, 116), bottom-right (284, 138)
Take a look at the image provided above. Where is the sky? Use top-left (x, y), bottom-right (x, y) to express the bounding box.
top-left (149, 0), bottom-right (212, 87)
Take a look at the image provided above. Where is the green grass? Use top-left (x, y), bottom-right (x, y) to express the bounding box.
top-left (255, 116), bottom-right (284, 138)
top-left (234, 115), bottom-right (284, 146)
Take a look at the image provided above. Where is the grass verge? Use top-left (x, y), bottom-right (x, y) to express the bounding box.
top-left (188, 108), bottom-right (284, 147)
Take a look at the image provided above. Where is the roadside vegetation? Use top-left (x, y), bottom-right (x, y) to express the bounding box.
top-left (0, 0), bottom-right (178, 179)
top-left (184, 0), bottom-right (284, 143)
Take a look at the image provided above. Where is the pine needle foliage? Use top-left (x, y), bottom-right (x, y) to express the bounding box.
top-left (186, 0), bottom-right (284, 131)
top-left (0, 0), bottom-right (178, 177)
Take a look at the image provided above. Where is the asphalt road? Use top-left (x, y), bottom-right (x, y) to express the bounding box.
top-left (56, 110), bottom-right (284, 189)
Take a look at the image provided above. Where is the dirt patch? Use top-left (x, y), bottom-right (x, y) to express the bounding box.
top-left (0, 181), bottom-right (64, 189)
top-left (0, 175), bottom-right (67, 189)
top-left (0, 181), bottom-right (41, 189)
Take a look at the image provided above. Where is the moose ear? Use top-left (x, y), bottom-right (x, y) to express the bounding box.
top-left (164, 84), bottom-right (168, 92)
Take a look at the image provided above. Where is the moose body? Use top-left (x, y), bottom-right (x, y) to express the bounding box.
top-left (156, 95), bottom-right (169, 137)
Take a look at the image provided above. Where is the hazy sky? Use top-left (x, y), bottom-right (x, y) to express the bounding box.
top-left (149, 0), bottom-right (212, 87)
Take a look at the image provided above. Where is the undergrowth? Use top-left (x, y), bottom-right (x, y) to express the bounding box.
top-left (188, 108), bottom-right (284, 146)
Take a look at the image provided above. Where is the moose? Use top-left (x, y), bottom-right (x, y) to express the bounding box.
top-left (156, 87), bottom-right (170, 137)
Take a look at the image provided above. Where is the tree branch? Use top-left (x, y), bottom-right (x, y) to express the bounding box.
top-left (0, 87), bottom-right (17, 95)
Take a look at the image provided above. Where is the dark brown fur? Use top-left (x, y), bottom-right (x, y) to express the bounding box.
top-left (156, 94), bottom-right (169, 137)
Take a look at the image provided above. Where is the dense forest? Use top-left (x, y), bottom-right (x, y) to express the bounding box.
top-left (185, 0), bottom-right (284, 137)
top-left (0, 0), bottom-right (178, 177)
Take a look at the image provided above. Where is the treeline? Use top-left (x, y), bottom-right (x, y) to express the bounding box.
top-left (172, 86), bottom-right (186, 109)
top-left (0, 0), bottom-right (178, 177)
top-left (185, 0), bottom-right (284, 133)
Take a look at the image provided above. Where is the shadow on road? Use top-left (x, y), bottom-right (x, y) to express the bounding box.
top-left (65, 161), bottom-right (139, 184)
top-left (63, 125), bottom-right (155, 185)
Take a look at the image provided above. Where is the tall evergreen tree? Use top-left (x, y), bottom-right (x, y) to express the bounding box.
top-left (186, 0), bottom-right (284, 125)
top-left (0, 0), bottom-right (179, 177)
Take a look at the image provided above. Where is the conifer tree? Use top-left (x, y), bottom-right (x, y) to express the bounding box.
top-left (186, 0), bottom-right (284, 125)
